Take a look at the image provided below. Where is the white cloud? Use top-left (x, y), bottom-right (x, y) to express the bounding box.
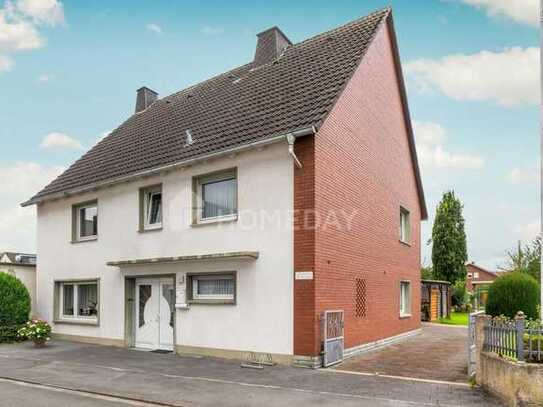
top-left (413, 121), bottom-right (485, 169)
top-left (145, 23), bottom-right (162, 35)
top-left (15, 0), bottom-right (64, 27)
top-left (462, 0), bottom-right (538, 27)
top-left (201, 25), bottom-right (224, 36)
top-left (405, 47), bottom-right (539, 107)
top-left (0, 1), bottom-right (64, 74)
top-left (507, 167), bottom-right (539, 184)
top-left (515, 220), bottom-right (540, 242)
top-left (0, 8), bottom-right (43, 52)
top-left (0, 162), bottom-right (63, 252)
top-left (0, 54), bottom-right (13, 72)
top-left (36, 73), bottom-right (54, 82)
top-left (40, 132), bottom-right (83, 150)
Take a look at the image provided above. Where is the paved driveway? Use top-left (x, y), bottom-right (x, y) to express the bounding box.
top-left (0, 337), bottom-right (499, 406)
top-left (336, 323), bottom-right (468, 383)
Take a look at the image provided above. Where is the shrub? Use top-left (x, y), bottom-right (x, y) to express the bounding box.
top-left (0, 272), bottom-right (31, 343)
top-left (18, 320), bottom-right (51, 342)
top-left (486, 272), bottom-right (540, 319)
top-left (452, 279), bottom-right (467, 306)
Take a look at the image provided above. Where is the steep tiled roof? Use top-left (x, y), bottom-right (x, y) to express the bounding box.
top-left (25, 7), bottom-right (424, 216)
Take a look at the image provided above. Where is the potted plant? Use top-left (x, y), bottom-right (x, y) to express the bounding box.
top-left (18, 320), bottom-right (52, 347)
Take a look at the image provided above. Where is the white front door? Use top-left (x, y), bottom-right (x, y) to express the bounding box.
top-left (135, 278), bottom-right (175, 350)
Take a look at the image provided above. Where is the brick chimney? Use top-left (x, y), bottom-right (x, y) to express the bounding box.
top-left (253, 26), bottom-right (292, 68)
top-left (135, 87), bottom-right (158, 113)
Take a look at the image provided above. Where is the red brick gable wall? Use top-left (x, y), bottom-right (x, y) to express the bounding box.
top-left (293, 18), bottom-right (422, 356)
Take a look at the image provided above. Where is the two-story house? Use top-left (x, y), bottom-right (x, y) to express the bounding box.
top-left (23, 8), bottom-right (427, 367)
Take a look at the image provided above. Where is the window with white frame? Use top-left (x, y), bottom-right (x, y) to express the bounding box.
top-left (400, 281), bottom-right (411, 317)
top-left (399, 207), bottom-right (410, 244)
top-left (141, 185), bottom-right (162, 230)
top-left (57, 281), bottom-right (99, 321)
top-left (73, 201), bottom-right (98, 241)
top-left (474, 272), bottom-right (479, 279)
top-left (194, 169), bottom-right (237, 222)
top-left (189, 274), bottom-right (235, 303)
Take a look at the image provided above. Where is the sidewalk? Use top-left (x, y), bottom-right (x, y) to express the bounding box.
top-left (0, 340), bottom-right (500, 406)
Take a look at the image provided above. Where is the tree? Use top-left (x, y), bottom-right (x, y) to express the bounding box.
top-left (500, 237), bottom-right (541, 283)
top-left (431, 191), bottom-right (467, 284)
top-left (421, 266), bottom-right (434, 280)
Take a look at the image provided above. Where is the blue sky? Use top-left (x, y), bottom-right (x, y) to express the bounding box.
top-left (0, 0), bottom-right (539, 269)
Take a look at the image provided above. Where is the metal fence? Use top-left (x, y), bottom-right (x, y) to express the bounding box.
top-left (483, 314), bottom-right (543, 363)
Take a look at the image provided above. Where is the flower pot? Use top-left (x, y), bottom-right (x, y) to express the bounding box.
top-left (33, 339), bottom-right (47, 348)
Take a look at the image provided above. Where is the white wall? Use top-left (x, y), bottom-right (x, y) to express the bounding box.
top-left (0, 264), bottom-right (36, 312)
top-left (36, 143), bottom-right (294, 355)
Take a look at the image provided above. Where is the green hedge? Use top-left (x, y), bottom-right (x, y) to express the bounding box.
top-left (486, 272), bottom-right (540, 319)
top-left (0, 272), bottom-right (31, 343)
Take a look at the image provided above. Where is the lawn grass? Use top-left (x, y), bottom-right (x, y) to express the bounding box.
top-left (438, 311), bottom-right (469, 326)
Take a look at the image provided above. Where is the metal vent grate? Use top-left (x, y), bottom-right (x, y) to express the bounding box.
top-left (355, 278), bottom-right (367, 318)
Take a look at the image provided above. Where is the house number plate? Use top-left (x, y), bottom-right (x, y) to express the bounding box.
top-left (295, 271), bottom-right (314, 280)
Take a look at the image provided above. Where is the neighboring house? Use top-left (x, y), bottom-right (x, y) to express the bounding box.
top-left (23, 8), bottom-right (427, 366)
top-left (466, 262), bottom-right (498, 309)
top-left (466, 262), bottom-right (498, 292)
top-left (0, 252), bottom-right (37, 312)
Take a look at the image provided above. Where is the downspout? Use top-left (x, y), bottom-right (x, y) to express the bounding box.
top-left (286, 126), bottom-right (316, 169)
top-left (287, 133), bottom-right (303, 168)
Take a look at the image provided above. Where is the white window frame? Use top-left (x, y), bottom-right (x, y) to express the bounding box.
top-left (400, 281), bottom-right (411, 317)
top-left (191, 274), bottom-right (235, 302)
top-left (194, 169), bottom-right (238, 224)
top-left (399, 207), bottom-right (411, 244)
top-left (142, 185), bottom-right (162, 230)
top-left (474, 272), bottom-right (479, 279)
top-left (58, 281), bottom-right (99, 322)
top-left (75, 202), bottom-right (98, 241)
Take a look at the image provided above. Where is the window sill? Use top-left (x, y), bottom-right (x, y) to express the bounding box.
top-left (399, 314), bottom-right (412, 319)
top-left (188, 299), bottom-right (236, 305)
top-left (54, 318), bottom-right (99, 326)
top-left (191, 214), bottom-right (238, 227)
top-left (399, 240), bottom-right (411, 247)
top-left (138, 226), bottom-right (163, 233)
top-left (71, 237), bottom-right (98, 244)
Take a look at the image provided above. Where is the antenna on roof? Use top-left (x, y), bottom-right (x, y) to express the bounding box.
top-left (185, 129), bottom-right (193, 146)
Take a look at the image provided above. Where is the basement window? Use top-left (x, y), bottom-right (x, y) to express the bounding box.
top-left (187, 273), bottom-right (236, 304)
top-left (56, 280), bottom-right (99, 323)
top-left (400, 281), bottom-right (411, 317)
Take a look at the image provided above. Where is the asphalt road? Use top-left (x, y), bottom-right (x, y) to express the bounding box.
top-left (0, 379), bottom-right (160, 407)
top-left (0, 336), bottom-right (502, 407)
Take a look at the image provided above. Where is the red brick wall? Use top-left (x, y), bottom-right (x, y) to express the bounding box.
top-left (293, 19), bottom-right (423, 355)
top-left (293, 136), bottom-right (318, 355)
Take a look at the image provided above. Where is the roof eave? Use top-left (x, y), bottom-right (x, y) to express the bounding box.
top-left (385, 13), bottom-right (428, 220)
top-left (22, 125), bottom-right (317, 207)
